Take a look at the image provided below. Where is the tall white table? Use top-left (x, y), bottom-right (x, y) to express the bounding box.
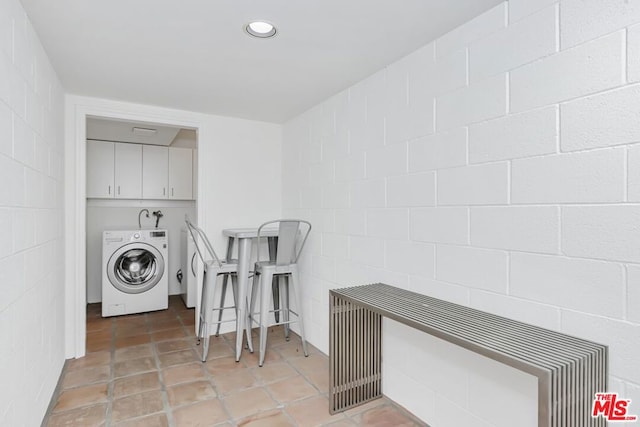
top-left (222, 227), bottom-right (279, 361)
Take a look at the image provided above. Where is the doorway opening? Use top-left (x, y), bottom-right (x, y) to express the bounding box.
top-left (66, 98), bottom-right (205, 359)
top-left (85, 116), bottom-right (199, 351)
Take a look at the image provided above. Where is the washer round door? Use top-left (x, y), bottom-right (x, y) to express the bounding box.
top-left (107, 242), bottom-right (165, 294)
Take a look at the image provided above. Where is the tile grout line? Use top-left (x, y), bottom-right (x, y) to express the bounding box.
top-left (47, 298), bottom-right (427, 426)
top-left (104, 317), bottom-right (116, 427)
top-left (279, 339), bottom-right (350, 425)
top-left (266, 335), bottom-right (315, 425)
top-left (151, 311), bottom-right (177, 427)
top-left (201, 335), bottom-right (237, 425)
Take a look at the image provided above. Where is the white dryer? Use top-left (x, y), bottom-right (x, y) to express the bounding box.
top-left (102, 229), bottom-right (169, 317)
top-left (180, 228), bottom-right (197, 308)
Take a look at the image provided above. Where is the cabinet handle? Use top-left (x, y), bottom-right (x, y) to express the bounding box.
top-left (172, 188), bottom-right (174, 197)
top-left (163, 187), bottom-right (166, 196)
top-left (118, 185), bottom-right (121, 195)
top-left (108, 185), bottom-right (111, 195)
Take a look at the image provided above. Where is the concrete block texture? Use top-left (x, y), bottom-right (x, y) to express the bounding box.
top-left (409, 127), bottom-right (468, 172)
top-left (509, 0), bottom-right (557, 23)
top-left (436, 3), bottom-right (507, 58)
top-left (562, 205), bottom-right (640, 263)
top-left (410, 207), bottom-right (469, 245)
top-left (510, 31), bottom-right (625, 113)
top-left (386, 172), bottom-right (436, 208)
top-left (436, 73), bottom-right (507, 131)
top-left (629, 23), bottom-right (640, 82)
top-left (470, 206), bottom-right (560, 254)
top-left (437, 162), bottom-right (509, 206)
top-left (511, 148), bottom-right (625, 204)
top-left (560, 0), bottom-right (640, 49)
top-left (469, 105), bottom-right (557, 163)
top-left (435, 244), bottom-right (508, 292)
top-left (282, 2), bottom-right (640, 425)
top-left (510, 252), bottom-right (625, 318)
top-left (628, 144), bottom-right (640, 201)
top-left (561, 85), bottom-right (640, 152)
top-left (0, 0), bottom-right (66, 425)
top-left (385, 240), bottom-right (435, 277)
top-left (470, 5), bottom-right (557, 82)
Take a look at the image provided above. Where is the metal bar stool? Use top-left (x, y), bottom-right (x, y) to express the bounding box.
top-left (247, 219), bottom-right (311, 366)
top-left (185, 218), bottom-right (240, 362)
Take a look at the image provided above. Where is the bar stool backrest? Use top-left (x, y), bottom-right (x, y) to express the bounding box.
top-left (185, 217), bottom-right (223, 268)
top-left (257, 219), bottom-right (311, 266)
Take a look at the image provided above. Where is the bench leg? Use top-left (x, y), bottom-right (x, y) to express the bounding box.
top-left (329, 293), bottom-right (382, 414)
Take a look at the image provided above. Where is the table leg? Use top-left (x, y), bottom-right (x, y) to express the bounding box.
top-left (235, 238), bottom-right (252, 362)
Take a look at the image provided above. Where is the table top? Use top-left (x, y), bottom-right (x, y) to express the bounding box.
top-left (222, 227), bottom-right (279, 239)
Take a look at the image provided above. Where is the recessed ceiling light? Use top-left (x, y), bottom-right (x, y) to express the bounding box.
top-left (245, 21), bottom-right (277, 38)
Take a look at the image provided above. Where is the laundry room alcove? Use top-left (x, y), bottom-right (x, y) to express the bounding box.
top-left (85, 117), bottom-right (199, 318)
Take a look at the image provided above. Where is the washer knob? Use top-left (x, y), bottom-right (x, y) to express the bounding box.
top-left (133, 233), bottom-right (140, 239)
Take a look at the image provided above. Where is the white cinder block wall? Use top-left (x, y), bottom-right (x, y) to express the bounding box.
top-left (0, 0), bottom-right (66, 425)
top-left (283, 1), bottom-right (640, 425)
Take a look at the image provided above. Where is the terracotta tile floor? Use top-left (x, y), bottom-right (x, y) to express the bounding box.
top-left (44, 296), bottom-right (426, 427)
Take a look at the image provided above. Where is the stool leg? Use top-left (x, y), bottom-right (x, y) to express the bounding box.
top-left (246, 271), bottom-right (259, 353)
top-left (290, 268), bottom-right (308, 357)
top-left (197, 269), bottom-right (208, 346)
top-left (273, 276), bottom-right (280, 323)
top-left (259, 270), bottom-right (274, 367)
top-left (282, 274), bottom-right (290, 341)
top-left (200, 268), bottom-right (219, 362)
top-left (231, 272), bottom-right (239, 337)
top-left (230, 274), bottom-right (239, 308)
top-left (215, 274), bottom-right (229, 336)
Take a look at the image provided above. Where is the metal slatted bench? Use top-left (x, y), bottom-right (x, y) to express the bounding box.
top-left (329, 283), bottom-right (608, 427)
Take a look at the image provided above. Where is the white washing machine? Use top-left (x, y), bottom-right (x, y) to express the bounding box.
top-left (102, 229), bottom-right (169, 317)
top-left (180, 228), bottom-right (197, 308)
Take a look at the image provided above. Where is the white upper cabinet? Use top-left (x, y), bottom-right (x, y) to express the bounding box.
top-left (86, 140), bottom-right (115, 198)
top-left (169, 147), bottom-right (193, 200)
top-left (87, 140), bottom-right (195, 200)
top-left (114, 143), bottom-right (142, 199)
top-left (142, 145), bottom-right (169, 199)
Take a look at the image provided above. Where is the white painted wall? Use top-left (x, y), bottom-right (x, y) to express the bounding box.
top-left (200, 114), bottom-right (283, 251)
top-left (0, 0), bottom-right (66, 425)
top-left (282, 1), bottom-right (640, 425)
top-left (86, 199), bottom-right (196, 303)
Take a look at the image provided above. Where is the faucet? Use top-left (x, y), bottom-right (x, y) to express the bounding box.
top-left (138, 209), bottom-right (150, 229)
top-left (152, 210), bottom-right (163, 228)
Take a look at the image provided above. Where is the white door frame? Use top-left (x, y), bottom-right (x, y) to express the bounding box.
top-left (64, 95), bottom-right (207, 358)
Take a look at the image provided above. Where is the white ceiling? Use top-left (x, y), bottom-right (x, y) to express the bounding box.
top-left (86, 117), bottom-right (181, 146)
top-left (20, 0), bottom-right (503, 123)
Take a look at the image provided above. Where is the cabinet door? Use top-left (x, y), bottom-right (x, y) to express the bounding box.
top-left (142, 145), bottom-right (168, 199)
top-left (114, 143), bottom-right (142, 199)
top-left (168, 147), bottom-right (193, 200)
top-left (86, 140), bottom-right (114, 198)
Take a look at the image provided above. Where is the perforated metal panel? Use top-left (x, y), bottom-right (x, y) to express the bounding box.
top-left (329, 284), bottom-right (608, 427)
